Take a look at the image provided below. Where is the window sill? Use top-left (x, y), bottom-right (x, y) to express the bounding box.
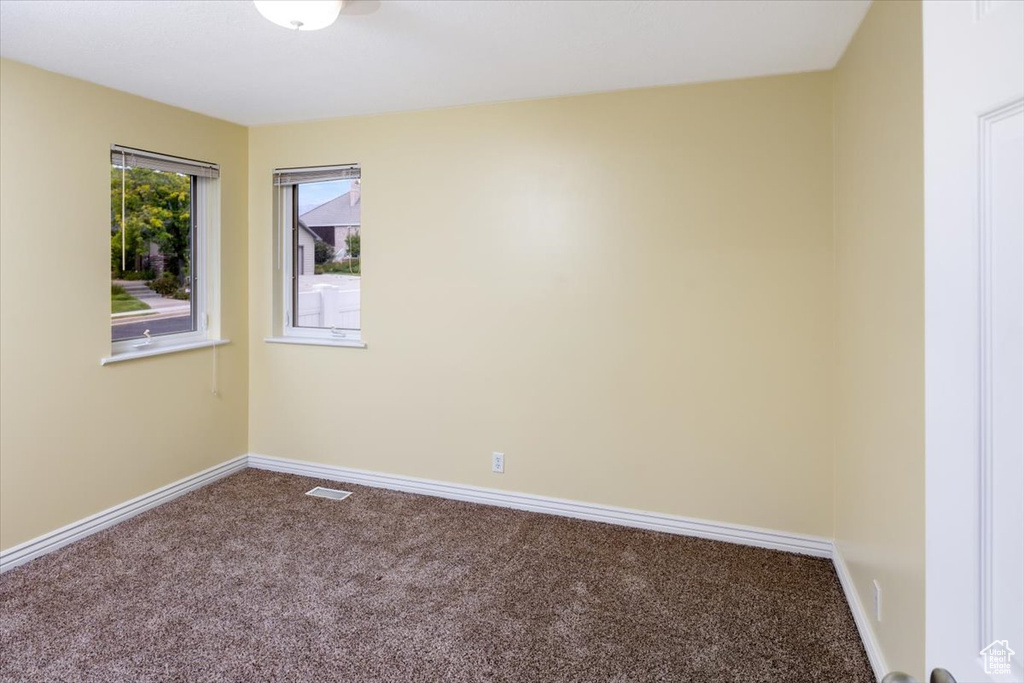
top-left (265, 336), bottom-right (367, 349)
top-left (101, 339), bottom-right (230, 365)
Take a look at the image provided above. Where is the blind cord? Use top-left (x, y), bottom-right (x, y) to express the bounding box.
top-left (211, 343), bottom-right (218, 397)
top-left (121, 151), bottom-right (126, 271)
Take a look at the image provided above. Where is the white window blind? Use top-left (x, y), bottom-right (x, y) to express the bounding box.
top-left (110, 145), bottom-right (220, 179)
top-left (273, 164), bottom-right (360, 186)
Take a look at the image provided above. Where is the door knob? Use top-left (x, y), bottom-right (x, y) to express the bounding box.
top-left (881, 669), bottom-right (957, 683)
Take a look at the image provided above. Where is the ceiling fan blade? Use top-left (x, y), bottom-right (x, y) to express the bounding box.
top-left (341, 0), bottom-right (382, 17)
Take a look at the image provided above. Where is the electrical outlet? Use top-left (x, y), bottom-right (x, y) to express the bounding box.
top-left (492, 452), bottom-right (504, 473)
top-left (873, 579), bottom-right (882, 622)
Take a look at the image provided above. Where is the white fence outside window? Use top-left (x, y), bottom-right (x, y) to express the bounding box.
top-left (296, 283), bottom-right (360, 329)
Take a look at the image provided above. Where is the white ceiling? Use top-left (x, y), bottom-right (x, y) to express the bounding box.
top-left (0, 0), bottom-right (870, 127)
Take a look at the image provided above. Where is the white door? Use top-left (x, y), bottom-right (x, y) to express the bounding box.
top-left (924, 1), bottom-right (1024, 681)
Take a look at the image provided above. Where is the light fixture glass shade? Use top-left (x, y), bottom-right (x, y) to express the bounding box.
top-left (254, 1), bottom-right (344, 31)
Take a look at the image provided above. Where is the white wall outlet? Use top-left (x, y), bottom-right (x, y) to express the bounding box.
top-left (491, 452), bottom-right (504, 473)
top-left (872, 579), bottom-right (882, 622)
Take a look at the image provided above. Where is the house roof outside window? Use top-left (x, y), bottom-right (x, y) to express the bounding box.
top-left (299, 183), bottom-right (361, 228)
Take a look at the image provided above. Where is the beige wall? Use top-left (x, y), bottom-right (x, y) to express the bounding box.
top-left (248, 73), bottom-right (836, 537)
top-left (833, 1), bottom-right (925, 678)
top-left (0, 60), bottom-right (249, 550)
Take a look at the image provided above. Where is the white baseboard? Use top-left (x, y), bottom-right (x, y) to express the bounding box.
top-left (0, 455), bottom-right (248, 573)
top-left (833, 545), bottom-right (888, 682)
top-left (246, 453), bottom-right (833, 558)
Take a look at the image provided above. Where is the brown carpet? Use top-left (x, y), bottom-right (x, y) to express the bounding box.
top-left (0, 470), bottom-right (872, 682)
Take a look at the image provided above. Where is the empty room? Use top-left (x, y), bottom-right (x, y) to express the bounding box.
top-left (0, 1), bottom-right (1021, 681)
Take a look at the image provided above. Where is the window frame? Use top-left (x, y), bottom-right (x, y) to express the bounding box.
top-left (105, 145), bottom-right (223, 363)
top-left (271, 164), bottom-right (364, 348)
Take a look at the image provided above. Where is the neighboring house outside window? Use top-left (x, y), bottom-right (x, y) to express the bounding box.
top-left (298, 180), bottom-right (361, 258)
top-left (296, 224), bottom-right (315, 276)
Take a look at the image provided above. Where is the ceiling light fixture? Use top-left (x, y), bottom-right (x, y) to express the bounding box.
top-left (254, 1), bottom-right (344, 31)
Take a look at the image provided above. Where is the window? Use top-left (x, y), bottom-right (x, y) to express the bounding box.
top-left (108, 146), bottom-right (221, 360)
top-left (270, 164), bottom-right (363, 347)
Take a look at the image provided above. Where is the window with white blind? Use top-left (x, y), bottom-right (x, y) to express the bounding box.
top-left (106, 145), bottom-right (223, 363)
top-left (268, 164), bottom-right (363, 348)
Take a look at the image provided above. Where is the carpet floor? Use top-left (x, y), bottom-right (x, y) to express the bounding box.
top-left (0, 470), bottom-right (873, 682)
